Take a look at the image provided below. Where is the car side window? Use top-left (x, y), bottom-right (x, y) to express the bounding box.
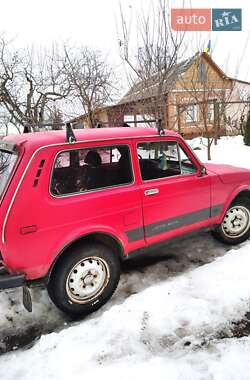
top-left (179, 145), bottom-right (198, 175)
top-left (137, 141), bottom-right (196, 181)
top-left (51, 145), bottom-right (133, 196)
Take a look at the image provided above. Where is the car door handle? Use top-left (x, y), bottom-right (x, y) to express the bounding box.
top-left (144, 188), bottom-right (159, 196)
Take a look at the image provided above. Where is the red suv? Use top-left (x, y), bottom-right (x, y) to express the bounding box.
top-left (0, 127), bottom-right (250, 317)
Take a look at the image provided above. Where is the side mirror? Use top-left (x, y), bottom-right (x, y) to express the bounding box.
top-left (198, 165), bottom-right (207, 177)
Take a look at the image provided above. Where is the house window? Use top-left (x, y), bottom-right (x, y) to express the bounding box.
top-left (185, 104), bottom-right (198, 122)
top-left (207, 103), bottom-right (214, 121)
top-left (199, 61), bottom-right (207, 82)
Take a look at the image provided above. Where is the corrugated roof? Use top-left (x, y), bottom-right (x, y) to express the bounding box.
top-left (118, 53), bottom-right (199, 105)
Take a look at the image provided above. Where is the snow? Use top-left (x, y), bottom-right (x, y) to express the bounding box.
top-left (1, 244), bottom-right (250, 379)
top-left (189, 135), bottom-right (250, 169)
top-left (0, 134), bottom-right (250, 379)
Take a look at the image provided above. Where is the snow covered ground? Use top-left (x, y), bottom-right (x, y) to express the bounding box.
top-left (1, 243), bottom-right (250, 380)
top-left (0, 135), bottom-right (250, 379)
top-left (189, 135), bottom-right (250, 170)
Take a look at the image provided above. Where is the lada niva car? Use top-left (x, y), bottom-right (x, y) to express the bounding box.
top-left (0, 126), bottom-right (250, 316)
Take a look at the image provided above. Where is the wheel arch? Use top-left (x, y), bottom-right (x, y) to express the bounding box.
top-left (212, 188), bottom-right (250, 245)
top-left (46, 232), bottom-right (125, 283)
top-left (218, 186), bottom-right (250, 223)
top-left (232, 189), bottom-right (250, 203)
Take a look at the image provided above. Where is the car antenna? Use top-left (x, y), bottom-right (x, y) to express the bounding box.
top-left (66, 122), bottom-right (76, 143)
top-left (157, 118), bottom-right (165, 136)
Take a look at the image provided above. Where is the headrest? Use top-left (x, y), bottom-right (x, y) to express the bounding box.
top-left (84, 150), bottom-right (102, 167)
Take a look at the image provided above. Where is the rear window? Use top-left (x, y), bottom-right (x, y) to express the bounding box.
top-left (0, 150), bottom-right (18, 197)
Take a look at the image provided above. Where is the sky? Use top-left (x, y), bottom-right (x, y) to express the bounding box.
top-left (0, 0), bottom-right (249, 85)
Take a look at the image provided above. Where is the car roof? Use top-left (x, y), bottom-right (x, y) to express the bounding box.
top-left (3, 127), bottom-right (180, 152)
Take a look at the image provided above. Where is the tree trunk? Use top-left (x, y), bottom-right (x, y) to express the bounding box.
top-left (177, 105), bottom-right (181, 134)
top-left (214, 100), bottom-right (220, 145)
top-left (207, 137), bottom-right (212, 160)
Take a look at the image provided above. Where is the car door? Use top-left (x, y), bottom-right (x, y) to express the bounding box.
top-left (136, 137), bottom-right (212, 246)
top-left (47, 141), bottom-right (145, 253)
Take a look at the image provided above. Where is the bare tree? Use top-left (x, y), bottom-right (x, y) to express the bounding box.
top-left (0, 107), bottom-right (22, 135)
top-left (176, 53), bottom-right (244, 160)
top-left (0, 36), bottom-right (70, 132)
top-left (63, 45), bottom-right (115, 128)
top-left (49, 105), bottom-right (64, 130)
top-left (118, 0), bottom-right (185, 124)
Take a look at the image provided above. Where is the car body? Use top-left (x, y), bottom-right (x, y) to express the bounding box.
top-left (0, 127), bottom-right (250, 316)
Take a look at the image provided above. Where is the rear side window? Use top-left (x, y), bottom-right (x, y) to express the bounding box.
top-left (0, 150), bottom-right (18, 197)
top-left (51, 145), bottom-right (133, 196)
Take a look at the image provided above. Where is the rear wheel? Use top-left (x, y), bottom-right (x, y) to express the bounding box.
top-left (47, 243), bottom-right (120, 317)
top-left (212, 198), bottom-right (250, 245)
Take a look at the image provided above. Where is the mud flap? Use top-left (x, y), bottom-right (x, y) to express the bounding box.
top-left (22, 286), bottom-right (32, 312)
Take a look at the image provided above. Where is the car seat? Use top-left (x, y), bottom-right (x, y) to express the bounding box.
top-left (84, 150), bottom-right (104, 189)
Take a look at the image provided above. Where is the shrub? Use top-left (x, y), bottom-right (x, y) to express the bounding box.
top-left (244, 112), bottom-right (250, 146)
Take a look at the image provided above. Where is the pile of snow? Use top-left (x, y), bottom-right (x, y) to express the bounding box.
top-left (1, 243), bottom-right (250, 379)
top-left (188, 135), bottom-right (250, 169)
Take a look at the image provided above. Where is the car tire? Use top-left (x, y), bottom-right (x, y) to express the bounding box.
top-left (47, 243), bottom-right (120, 317)
top-left (212, 198), bottom-right (250, 245)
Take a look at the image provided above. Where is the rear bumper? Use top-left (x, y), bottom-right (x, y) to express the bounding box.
top-left (0, 267), bottom-right (25, 290)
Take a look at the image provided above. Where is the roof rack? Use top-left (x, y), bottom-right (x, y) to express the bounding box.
top-left (96, 118), bottom-right (156, 126)
top-left (156, 118), bottom-right (165, 136)
top-left (66, 122), bottom-right (76, 143)
top-left (22, 118), bottom-right (165, 140)
top-left (94, 118), bottom-right (165, 136)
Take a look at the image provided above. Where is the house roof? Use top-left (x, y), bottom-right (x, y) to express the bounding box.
top-left (118, 53), bottom-right (200, 105)
top-left (118, 52), bottom-right (250, 105)
top-left (201, 54), bottom-right (250, 86)
top-left (69, 104), bottom-right (117, 124)
top-left (69, 52), bottom-right (250, 124)
top-left (229, 77), bottom-right (250, 86)
top-left (200, 52), bottom-right (228, 79)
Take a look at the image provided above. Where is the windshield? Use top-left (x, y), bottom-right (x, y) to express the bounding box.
top-left (0, 150), bottom-right (18, 197)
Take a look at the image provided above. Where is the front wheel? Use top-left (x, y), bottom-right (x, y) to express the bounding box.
top-left (212, 198), bottom-right (250, 245)
top-left (47, 243), bottom-right (120, 317)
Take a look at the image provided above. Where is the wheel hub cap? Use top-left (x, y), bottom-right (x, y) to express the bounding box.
top-left (66, 257), bottom-right (109, 303)
top-left (222, 206), bottom-right (250, 238)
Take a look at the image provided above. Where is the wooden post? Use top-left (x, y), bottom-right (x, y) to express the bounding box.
top-left (213, 99), bottom-right (219, 145)
top-left (177, 104), bottom-right (181, 135)
top-left (134, 113), bottom-right (137, 127)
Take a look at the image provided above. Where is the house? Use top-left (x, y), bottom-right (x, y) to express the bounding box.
top-left (70, 52), bottom-right (250, 138)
